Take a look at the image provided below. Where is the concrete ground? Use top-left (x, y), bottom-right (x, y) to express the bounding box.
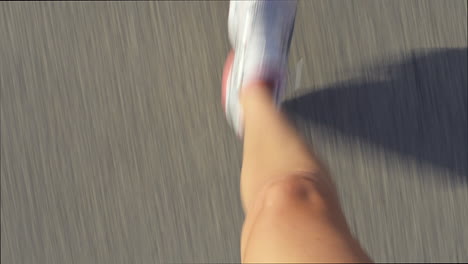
top-left (1, 1), bottom-right (467, 263)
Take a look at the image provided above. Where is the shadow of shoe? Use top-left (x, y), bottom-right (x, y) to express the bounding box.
top-left (284, 48), bottom-right (467, 181)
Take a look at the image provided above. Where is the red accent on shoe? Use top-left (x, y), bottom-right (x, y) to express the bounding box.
top-left (221, 50), bottom-right (235, 111)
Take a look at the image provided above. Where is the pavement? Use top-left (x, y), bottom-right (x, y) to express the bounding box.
top-left (1, 1), bottom-right (467, 263)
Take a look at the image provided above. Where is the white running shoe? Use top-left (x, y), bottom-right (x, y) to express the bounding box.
top-left (222, 0), bottom-right (297, 136)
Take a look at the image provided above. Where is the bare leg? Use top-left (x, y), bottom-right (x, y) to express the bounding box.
top-left (239, 84), bottom-right (372, 263)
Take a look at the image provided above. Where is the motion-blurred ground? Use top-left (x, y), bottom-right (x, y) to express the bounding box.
top-left (1, 1), bottom-right (467, 263)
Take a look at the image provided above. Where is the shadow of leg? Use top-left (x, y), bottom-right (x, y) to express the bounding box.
top-left (284, 48), bottom-right (467, 181)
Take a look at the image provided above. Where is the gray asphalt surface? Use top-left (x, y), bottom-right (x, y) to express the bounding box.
top-left (1, 1), bottom-right (467, 263)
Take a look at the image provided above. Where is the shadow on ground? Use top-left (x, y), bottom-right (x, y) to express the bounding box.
top-left (284, 48), bottom-right (467, 181)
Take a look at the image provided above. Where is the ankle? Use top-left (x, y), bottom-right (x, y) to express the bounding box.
top-left (240, 82), bottom-right (275, 111)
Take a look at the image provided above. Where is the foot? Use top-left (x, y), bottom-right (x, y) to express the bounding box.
top-left (222, 0), bottom-right (297, 136)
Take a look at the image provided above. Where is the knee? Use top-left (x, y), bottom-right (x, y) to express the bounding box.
top-left (259, 174), bottom-right (335, 213)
